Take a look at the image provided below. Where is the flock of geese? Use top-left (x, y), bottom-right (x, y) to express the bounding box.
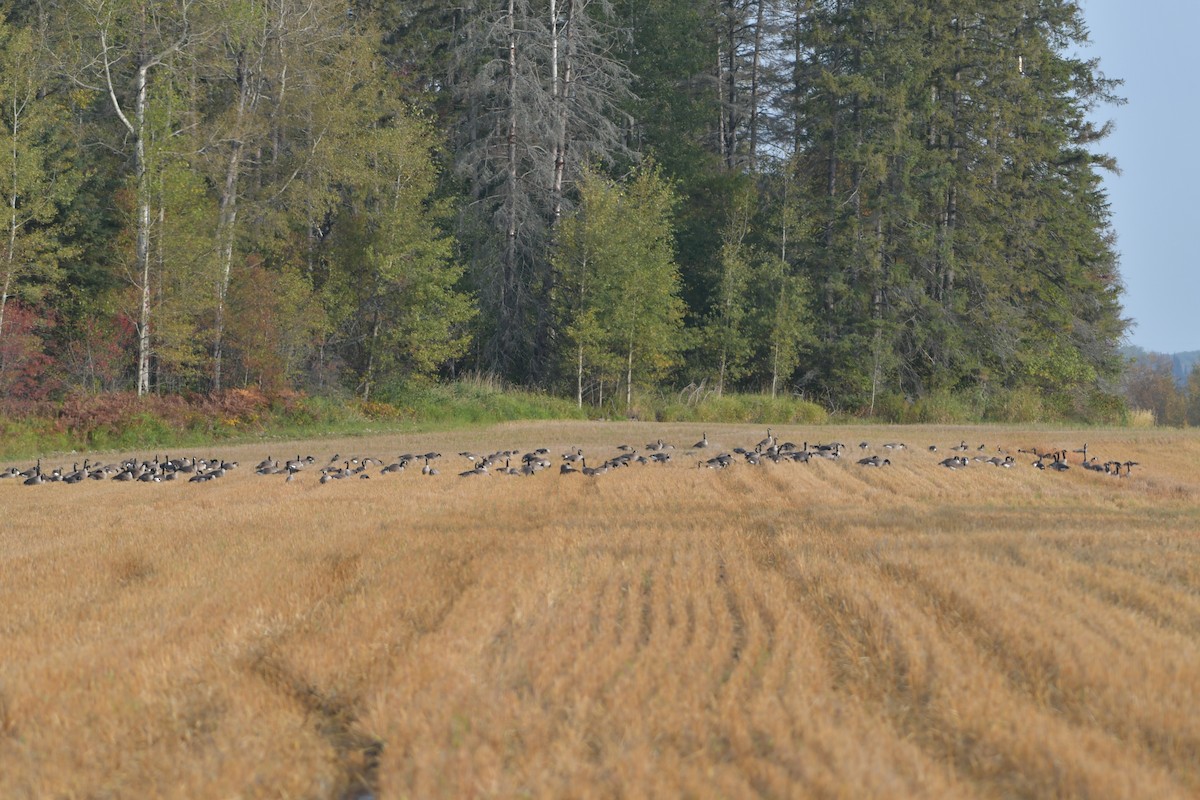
top-left (1, 429), bottom-right (1140, 487)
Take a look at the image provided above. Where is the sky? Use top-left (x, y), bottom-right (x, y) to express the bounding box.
top-left (1079, 0), bottom-right (1200, 354)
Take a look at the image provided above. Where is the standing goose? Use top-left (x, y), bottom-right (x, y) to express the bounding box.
top-left (693, 432), bottom-right (709, 449)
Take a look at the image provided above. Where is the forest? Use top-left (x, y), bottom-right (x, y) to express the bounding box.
top-left (0, 0), bottom-right (1134, 421)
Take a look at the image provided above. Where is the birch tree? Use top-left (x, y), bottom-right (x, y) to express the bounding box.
top-left (555, 164), bottom-right (683, 413)
top-left (58, 0), bottom-right (193, 395)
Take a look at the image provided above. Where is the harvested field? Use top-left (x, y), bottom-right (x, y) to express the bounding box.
top-left (2, 422), bottom-right (1199, 798)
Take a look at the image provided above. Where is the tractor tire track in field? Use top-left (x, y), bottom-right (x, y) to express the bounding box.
top-left (239, 545), bottom-right (488, 800)
top-left (872, 553), bottom-right (1200, 793)
top-left (248, 650), bottom-right (383, 800)
top-left (744, 530), bottom-right (1191, 799)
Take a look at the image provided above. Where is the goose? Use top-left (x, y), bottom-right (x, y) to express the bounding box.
top-left (693, 432), bottom-right (709, 449)
top-left (857, 455), bottom-right (890, 467)
top-left (700, 453), bottom-right (733, 469)
top-left (22, 465), bottom-right (44, 485)
top-left (755, 429), bottom-right (774, 452)
top-left (951, 441), bottom-right (968, 452)
top-left (559, 462), bottom-right (577, 474)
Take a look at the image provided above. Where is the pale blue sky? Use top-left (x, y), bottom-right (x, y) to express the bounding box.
top-left (1080, 0), bottom-right (1199, 353)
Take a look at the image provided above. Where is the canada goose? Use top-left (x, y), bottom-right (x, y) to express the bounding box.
top-left (858, 455), bottom-right (890, 467)
top-left (939, 456), bottom-right (968, 469)
top-left (755, 429), bottom-right (775, 452)
top-left (22, 465), bottom-right (43, 485)
top-left (693, 432), bottom-right (709, 449)
top-left (581, 457), bottom-right (608, 476)
top-left (700, 453), bottom-right (733, 469)
top-left (859, 441), bottom-right (871, 451)
top-left (560, 462), bottom-right (577, 474)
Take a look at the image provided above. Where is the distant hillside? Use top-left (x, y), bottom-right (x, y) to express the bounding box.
top-left (1122, 346), bottom-right (1199, 386)
top-left (1173, 351), bottom-right (1200, 384)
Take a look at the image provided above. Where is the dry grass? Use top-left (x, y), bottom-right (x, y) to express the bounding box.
top-left (1, 422), bottom-right (1199, 799)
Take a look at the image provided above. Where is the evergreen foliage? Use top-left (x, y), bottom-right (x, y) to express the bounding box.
top-left (0, 0), bottom-right (1131, 421)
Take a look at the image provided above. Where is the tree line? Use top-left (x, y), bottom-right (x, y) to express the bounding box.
top-left (0, 0), bottom-right (1128, 417)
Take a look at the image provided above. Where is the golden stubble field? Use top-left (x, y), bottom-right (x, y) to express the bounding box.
top-left (2, 421), bottom-right (1199, 799)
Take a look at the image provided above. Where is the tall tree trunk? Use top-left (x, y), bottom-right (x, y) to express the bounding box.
top-left (577, 342), bottom-right (584, 408)
top-left (503, 0), bottom-right (518, 357)
top-left (134, 63), bottom-right (152, 397)
top-left (212, 140), bottom-right (242, 392)
top-left (212, 48), bottom-right (257, 393)
top-left (749, 0), bottom-right (765, 171)
top-left (1, 92), bottom-right (17, 342)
